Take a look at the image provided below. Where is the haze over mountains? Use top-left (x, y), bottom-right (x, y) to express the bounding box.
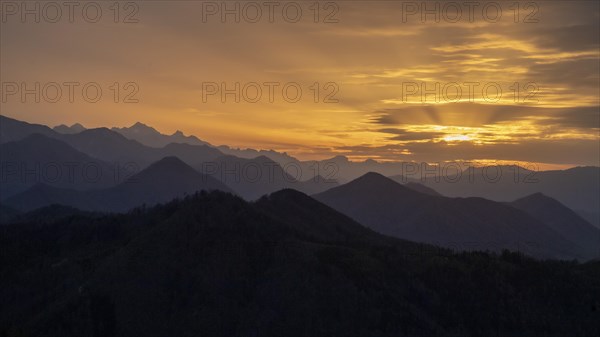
top-left (4, 157), bottom-right (231, 213)
top-left (33, 116), bottom-right (600, 225)
top-left (0, 116), bottom-right (336, 200)
top-left (314, 173), bottom-right (599, 260)
top-left (1, 115), bottom-right (599, 261)
top-left (0, 133), bottom-right (117, 197)
top-left (390, 166), bottom-right (600, 227)
top-left (510, 193), bottom-right (600, 259)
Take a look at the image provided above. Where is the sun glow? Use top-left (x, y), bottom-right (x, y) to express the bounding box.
top-left (442, 134), bottom-right (472, 142)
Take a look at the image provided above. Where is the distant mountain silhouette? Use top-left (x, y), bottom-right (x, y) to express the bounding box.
top-left (112, 122), bottom-right (210, 148)
top-left (5, 157), bottom-right (232, 212)
top-left (202, 155), bottom-right (337, 200)
top-left (510, 193), bottom-right (600, 258)
top-left (53, 123), bottom-right (86, 134)
top-left (1, 190), bottom-right (598, 336)
top-left (0, 117), bottom-right (336, 203)
top-left (56, 127), bottom-right (224, 169)
top-left (57, 128), bottom-right (160, 167)
top-left (314, 172), bottom-right (587, 260)
top-left (157, 142), bottom-right (224, 168)
top-left (391, 165), bottom-right (600, 220)
top-left (217, 146), bottom-right (299, 166)
top-left (291, 155), bottom-right (417, 183)
top-left (108, 156), bottom-right (232, 210)
top-left (0, 134), bottom-right (117, 199)
top-left (2, 115), bottom-right (598, 219)
top-left (72, 119), bottom-right (299, 165)
top-left (0, 115), bottom-right (55, 143)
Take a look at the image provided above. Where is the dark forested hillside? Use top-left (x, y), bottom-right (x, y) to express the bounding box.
top-left (1, 191), bottom-right (599, 337)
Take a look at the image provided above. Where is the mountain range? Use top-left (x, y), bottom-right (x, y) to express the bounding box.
top-left (314, 172), bottom-right (599, 260)
top-left (110, 122), bottom-right (211, 148)
top-left (4, 156), bottom-right (231, 213)
top-left (390, 166), bottom-right (600, 227)
top-left (1, 115), bottom-right (599, 261)
top-left (0, 116), bottom-right (335, 200)
top-left (0, 133), bottom-right (117, 198)
top-left (86, 121), bottom-right (600, 225)
top-left (54, 123), bottom-right (86, 134)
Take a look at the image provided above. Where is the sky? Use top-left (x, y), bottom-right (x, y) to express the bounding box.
top-left (1, 0), bottom-right (599, 168)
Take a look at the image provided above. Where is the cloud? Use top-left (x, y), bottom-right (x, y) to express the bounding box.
top-left (1, 0), bottom-right (598, 166)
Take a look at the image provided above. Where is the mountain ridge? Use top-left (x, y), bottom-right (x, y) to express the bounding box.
top-left (314, 172), bottom-right (589, 260)
top-left (5, 156), bottom-right (232, 213)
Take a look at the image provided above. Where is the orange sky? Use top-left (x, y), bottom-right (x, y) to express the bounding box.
top-left (1, 1), bottom-right (599, 167)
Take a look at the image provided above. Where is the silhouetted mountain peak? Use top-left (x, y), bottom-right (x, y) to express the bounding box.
top-left (352, 172), bottom-right (398, 187)
top-left (341, 172), bottom-right (424, 198)
top-left (510, 192), bottom-right (600, 257)
top-left (53, 123), bottom-right (86, 134)
top-left (81, 127), bottom-right (125, 138)
top-left (110, 121), bottom-right (209, 147)
top-left (330, 155), bottom-right (349, 163)
top-left (314, 172), bottom-right (422, 205)
top-left (513, 192), bottom-right (558, 207)
top-left (130, 122), bottom-right (156, 132)
top-left (264, 188), bottom-right (309, 200)
top-left (511, 193), bottom-right (582, 219)
top-left (135, 156), bottom-right (197, 178)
